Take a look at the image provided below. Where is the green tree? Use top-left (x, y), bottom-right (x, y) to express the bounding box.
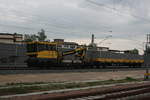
top-left (124, 48), bottom-right (139, 54)
top-left (131, 48), bottom-right (139, 54)
top-left (37, 29), bottom-right (47, 41)
top-left (24, 29), bottom-right (47, 42)
top-left (24, 34), bottom-right (37, 42)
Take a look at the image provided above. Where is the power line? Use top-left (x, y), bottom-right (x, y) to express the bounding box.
top-left (0, 23), bottom-right (89, 38)
top-left (86, 0), bottom-right (150, 23)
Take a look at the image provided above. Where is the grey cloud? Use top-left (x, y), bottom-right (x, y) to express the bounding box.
top-left (0, 0), bottom-right (149, 52)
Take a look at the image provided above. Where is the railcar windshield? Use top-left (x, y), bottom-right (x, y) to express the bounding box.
top-left (37, 44), bottom-right (56, 51)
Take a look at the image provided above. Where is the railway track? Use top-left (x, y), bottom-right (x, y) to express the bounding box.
top-left (68, 87), bottom-right (150, 100)
top-left (38, 81), bottom-right (150, 100)
top-left (0, 66), bottom-right (149, 70)
top-left (0, 67), bottom-right (149, 75)
top-left (2, 81), bottom-right (150, 100)
top-left (0, 67), bottom-right (31, 70)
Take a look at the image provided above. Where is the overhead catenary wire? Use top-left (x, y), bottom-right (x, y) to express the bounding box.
top-left (86, 0), bottom-right (150, 23)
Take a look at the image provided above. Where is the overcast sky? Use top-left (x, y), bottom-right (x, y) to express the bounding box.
top-left (0, 0), bottom-right (150, 54)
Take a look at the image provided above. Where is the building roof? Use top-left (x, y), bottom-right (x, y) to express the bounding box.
top-left (0, 33), bottom-right (22, 36)
top-left (63, 42), bottom-right (78, 45)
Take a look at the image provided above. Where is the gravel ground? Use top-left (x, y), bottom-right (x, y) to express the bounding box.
top-left (0, 70), bottom-right (146, 85)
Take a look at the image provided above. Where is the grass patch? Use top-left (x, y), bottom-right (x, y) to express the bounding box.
top-left (0, 81), bottom-right (63, 88)
top-left (125, 77), bottom-right (137, 81)
top-left (5, 82), bottom-right (48, 86)
top-left (0, 77), bottom-right (140, 96)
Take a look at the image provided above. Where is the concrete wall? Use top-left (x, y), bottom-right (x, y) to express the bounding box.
top-left (0, 43), bottom-right (27, 67)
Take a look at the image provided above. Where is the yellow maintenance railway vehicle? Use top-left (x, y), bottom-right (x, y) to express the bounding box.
top-left (26, 41), bottom-right (58, 67)
top-left (26, 41), bottom-right (144, 68)
top-left (26, 41), bottom-right (86, 67)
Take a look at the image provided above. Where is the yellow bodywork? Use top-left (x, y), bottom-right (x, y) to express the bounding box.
top-left (26, 41), bottom-right (57, 45)
top-left (37, 51), bottom-right (58, 59)
top-left (62, 47), bottom-right (86, 57)
top-left (27, 51), bottom-right (58, 59)
top-left (26, 41), bottom-right (58, 59)
top-left (27, 51), bottom-right (58, 58)
top-left (93, 58), bottom-right (144, 63)
top-left (144, 73), bottom-right (150, 76)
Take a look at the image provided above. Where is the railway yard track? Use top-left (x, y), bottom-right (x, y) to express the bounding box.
top-left (29, 81), bottom-right (150, 100)
top-left (1, 81), bottom-right (150, 100)
top-left (0, 66), bottom-right (149, 74)
top-left (68, 87), bottom-right (150, 100)
top-left (65, 82), bottom-right (150, 100)
top-left (0, 66), bottom-right (149, 70)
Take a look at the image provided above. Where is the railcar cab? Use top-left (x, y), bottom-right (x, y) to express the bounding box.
top-left (26, 41), bottom-right (58, 67)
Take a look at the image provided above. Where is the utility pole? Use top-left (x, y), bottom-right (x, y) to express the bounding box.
top-left (145, 34), bottom-right (150, 53)
top-left (144, 34), bottom-right (150, 67)
top-left (91, 34), bottom-right (95, 45)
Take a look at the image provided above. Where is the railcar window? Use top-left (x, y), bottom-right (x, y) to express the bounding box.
top-left (48, 45), bottom-right (52, 50)
top-left (48, 45), bottom-right (56, 51)
top-left (27, 44), bottom-right (37, 52)
top-left (52, 45), bottom-right (56, 50)
top-left (36, 44), bottom-right (56, 51)
top-left (37, 44), bottom-right (47, 51)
